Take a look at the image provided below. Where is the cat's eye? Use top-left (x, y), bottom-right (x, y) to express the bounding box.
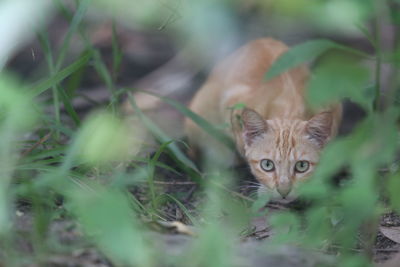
top-left (295, 160), bottom-right (310, 173)
top-left (260, 159), bottom-right (275, 172)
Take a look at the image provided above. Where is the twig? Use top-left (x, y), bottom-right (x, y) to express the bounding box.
top-left (21, 132), bottom-right (52, 157)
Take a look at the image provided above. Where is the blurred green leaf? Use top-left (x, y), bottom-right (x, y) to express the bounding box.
top-left (0, 74), bottom-right (38, 234)
top-left (309, 108), bottom-right (397, 187)
top-left (187, 223), bottom-right (234, 267)
top-left (304, 207), bottom-right (332, 247)
top-left (186, 171), bottom-right (238, 267)
top-left (307, 57), bottom-right (371, 110)
top-left (0, 74), bottom-right (39, 130)
top-left (269, 212), bottom-right (302, 244)
top-left (266, 39), bottom-right (369, 80)
top-left (251, 193), bottom-right (270, 215)
top-left (94, 0), bottom-right (172, 26)
top-left (266, 39), bottom-right (336, 79)
top-left (338, 165), bottom-right (377, 224)
top-left (299, 135), bottom-right (361, 198)
top-left (69, 186), bottom-right (152, 266)
top-left (311, 0), bottom-right (372, 33)
top-left (74, 110), bottom-right (137, 166)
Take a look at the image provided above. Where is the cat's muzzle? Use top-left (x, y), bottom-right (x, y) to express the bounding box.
top-left (276, 184), bottom-right (292, 199)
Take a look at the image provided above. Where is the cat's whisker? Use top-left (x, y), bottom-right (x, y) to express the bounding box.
top-left (238, 185), bottom-right (260, 190)
top-left (243, 181), bottom-right (262, 186)
top-left (257, 184), bottom-right (274, 196)
top-left (241, 181), bottom-right (260, 185)
top-left (238, 184), bottom-right (259, 189)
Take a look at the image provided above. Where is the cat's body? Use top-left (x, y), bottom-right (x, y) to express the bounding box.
top-left (184, 38), bottom-right (342, 198)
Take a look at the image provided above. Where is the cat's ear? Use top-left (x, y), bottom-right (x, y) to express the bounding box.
top-left (306, 111), bottom-right (333, 147)
top-left (242, 108), bottom-right (267, 146)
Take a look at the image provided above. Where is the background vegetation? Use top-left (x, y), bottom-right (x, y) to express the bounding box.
top-left (1, 0), bottom-right (400, 266)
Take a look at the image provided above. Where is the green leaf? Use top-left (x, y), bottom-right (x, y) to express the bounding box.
top-left (304, 207), bottom-right (332, 247)
top-left (266, 39), bottom-right (338, 79)
top-left (73, 110), bottom-right (134, 165)
top-left (69, 186), bottom-right (152, 266)
top-left (269, 211), bottom-right (302, 244)
top-left (265, 39), bottom-right (369, 80)
top-left (339, 164), bottom-right (377, 222)
top-left (309, 108), bottom-right (398, 194)
top-left (307, 58), bottom-right (371, 110)
top-left (251, 192), bottom-right (270, 215)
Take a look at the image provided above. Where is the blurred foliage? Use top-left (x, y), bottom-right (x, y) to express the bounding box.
top-left (69, 185), bottom-right (153, 266)
top-left (74, 110), bottom-right (137, 166)
top-left (0, 0), bottom-right (399, 266)
top-left (307, 55), bottom-right (372, 111)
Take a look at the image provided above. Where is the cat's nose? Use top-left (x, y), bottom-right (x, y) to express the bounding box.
top-left (277, 185), bottom-right (292, 198)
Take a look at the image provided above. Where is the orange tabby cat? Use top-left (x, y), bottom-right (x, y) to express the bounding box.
top-left (184, 38), bottom-right (342, 198)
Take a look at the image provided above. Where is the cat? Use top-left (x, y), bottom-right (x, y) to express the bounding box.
top-left (184, 38), bottom-right (342, 199)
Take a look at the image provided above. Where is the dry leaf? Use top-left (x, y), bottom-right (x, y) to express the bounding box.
top-left (156, 221), bottom-right (197, 237)
top-left (380, 226), bottom-right (400, 243)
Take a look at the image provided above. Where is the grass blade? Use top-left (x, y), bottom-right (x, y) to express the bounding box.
top-left (31, 51), bottom-right (92, 97)
top-left (158, 193), bottom-right (198, 226)
top-left (139, 91), bottom-right (235, 150)
top-left (55, 0), bottom-right (90, 70)
top-left (111, 21), bottom-right (123, 80)
top-left (126, 92), bottom-right (201, 177)
top-left (57, 85), bottom-right (81, 126)
top-left (148, 141), bottom-right (173, 210)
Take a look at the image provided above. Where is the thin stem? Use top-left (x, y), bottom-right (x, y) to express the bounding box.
top-left (37, 32), bottom-right (61, 139)
top-left (381, 0), bottom-right (399, 109)
top-left (373, 1), bottom-right (383, 112)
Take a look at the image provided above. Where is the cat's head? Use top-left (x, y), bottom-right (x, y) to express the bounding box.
top-left (241, 108), bottom-right (334, 199)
